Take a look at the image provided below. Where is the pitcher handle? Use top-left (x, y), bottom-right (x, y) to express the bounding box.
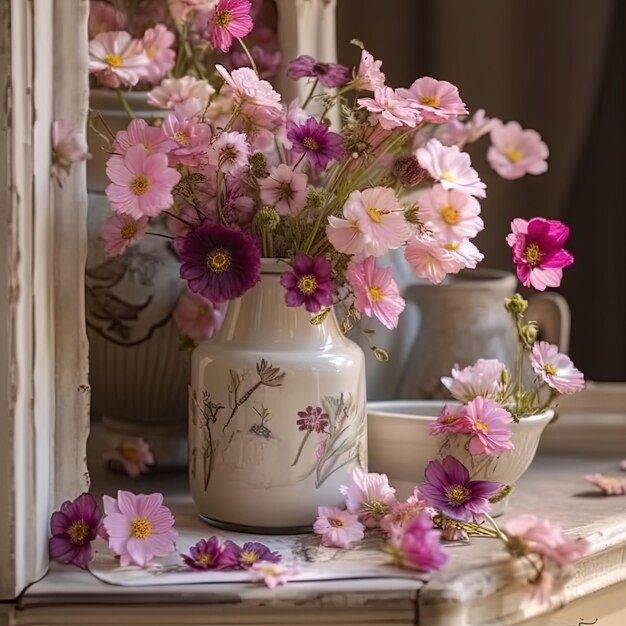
top-left (527, 292), bottom-right (571, 352)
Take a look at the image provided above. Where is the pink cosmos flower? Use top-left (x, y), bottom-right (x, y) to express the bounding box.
top-left (101, 214), bottom-right (149, 256)
top-left (51, 119), bottom-right (90, 185)
top-left (429, 404), bottom-right (470, 436)
top-left (106, 147), bottom-right (181, 219)
top-left (441, 238), bottom-right (484, 270)
top-left (162, 112), bottom-right (212, 166)
top-left (148, 76), bottom-right (215, 110)
top-left (88, 1), bottom-right (127, 38)
top-left (313, 506), bottom-right (365, 548)
top-left (102, 491), bottom-right (178, 567)
top-left (208, 0), bottom-right (253, 53)
top-left (276, 99), bottom-right (309, 150)
top-left (231, 101), bottom-right (283, 150)
top-left (181, 537), bottom-right (224, 570)
top-left (530, 341), bottom-right (584, 394)
top-left (209, 131), bottom-right (250, 174)
top-left (142, 25), bottom-right (176, 85)
top-left (397, 76), bottom-right (467, 123)
top-left (103, 438), bottom-right (155, 477)
top-left (383, 511), bottom-right (448, 572)
top-left (380, 488), bottom-right (429, 534)
top-left (353, 49), bottom-right (386, 91)
top-left (168, 0), bottom-right (217, 24)
top-left (339, 467), bottom-right (397, 528)
top-left (357, 87), bottom-right (421, 130)
top-left (584, 473), bottom-right (626, 496)
top-left (346, 256), bottom-right (406, 330)
top-left (463, 396), bottom-right (514, 456)
top-left (441, 109), bottom-right (498, 148)
top-left (88, 31), bottom-right (150, 88)
top-left (112, 119), bottom-right (172, 157)
top-left (506, 218), bottom-right (574, 291)
top-left (487, 121), bottom-right (549, 180)
top-left (418, 184), bottom-right (484, 241)
top-left (258, 164), bottom-right (308, 215)
top-left (416, 139), bottom-right (486, 198)
top-left (173, 288), bottom-right (225, 342)
top-left (250, 562), bottom-right (297, 588)
top-left (441, 359), bottom-right (507, 403)
top-left (216, 64), bottom-right (282, 110)
top-left (404, 234), bottom-right (465, 284)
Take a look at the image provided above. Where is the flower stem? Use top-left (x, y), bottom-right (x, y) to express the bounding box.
top-left (117, 90), bottom-right (136, 120)
top-left (302, 79), bottom-right (319, 109)
top-left (163, 209), bottom-right (195, 228)
top-left (236, 37), bottom-right (258, 75)
top-left (291, 431), bottom-right (311, 466)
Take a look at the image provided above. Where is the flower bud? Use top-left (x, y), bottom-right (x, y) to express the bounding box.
top-left (500, 368), bottom-right (510, 385)
top-left (306, 188), bottom-right (328, 209)
top-left (489, 484), bottom-right (513, 503)
top-left (249, 152), bottom-right (268, 178)
top-left (520, 322), bottom-right (539, 346)
top-left (392, 155), bottom-right (427, 187)
top-left (403, 205), bottom-right (420, 224)
top-left (504, 293), bottom-right (528, 315)
top-left (255, 206), bottom-right (280, 231)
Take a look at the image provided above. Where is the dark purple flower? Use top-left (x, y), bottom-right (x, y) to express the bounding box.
top-left (286, 118), bottom-right (344, 172)
top-left (49, 493), bottom-right (102, 569)
top-left (506, 217), bottom-right (574, 291)
top-left (418, 456), bottom-right (501, 522)
top-left (182, 537), bottom-right (223, 570)
top-left (178, 223), bottom-right (261, 303)
top-left (296, 406), bottom-right (330, 433)
top-left (280, 253), bottom-right (333, 313)
top-left (219, 540), bottom-right (282, 569)
top-left (287, 54), bottom-right (351, 88)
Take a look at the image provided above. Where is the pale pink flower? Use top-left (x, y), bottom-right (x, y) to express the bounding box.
top-left (232, 102), bottom-right (283, 151)
top-left (429, 404), bottom-right (470, 436)
top-left (530, 341), bottom-right (584, 395)
top-left (112, 119), bottom-right (172, 157)
top-left (397, 76), bottom-right (467, 123)
top-left (357, 87), bottom-right (420, 130)
top-left (418, 184), bottom-right (484, 241)
top-left (88, 31), bottom-right (150, 88)
top-left (173, 289), bottom-right (225, 342)
top-left (142, 25), bottom-right (176, 85)
top-left (88, 1), bottom-right (127, 38)
top-left (313, 506), bottom-right (364, 548)
top-left (258, 164), bottom-right (308, 216)
top-left (168, 0), bottom-right (217, 24)
top-left (250, 562), bottom-right (297, 589)
top-left (103, 438), bottom-right (155, 477)
top-left (162, 112), bottom-right (212, 166)
top-left (463, 396), bottom-right (514, 456)
top-left (353, 49), bottom-right (386, 91)
top-left (216, 65), bottom-right (282, 111)
top-left (102, 491), bottom-right (178, 567)
top-left (441, 359), bottom-right (507, 403)
top-left (339, 467), bottom-right (397, 528)
top-left (416, 139), bottom-right (486, 198)
top-left (346, 256), bottom-right (406, 330)
top-left (51, 119), bottom-right (90, 185)
top-left (173, 97), bottom-right (208, 122)
top-left (101, 214), bottom-right (149, 256)
top-left (404, 234), bottom-right (465, 284)
top-left (380, 488), bottom-right (429, 534)
top-left (488, 121), bottom-right (549, 180)
top-left (584, 473), bottom-right (626, 496)
top-left (441, 238), bottom-right (484, 270)
top-left (208, 0), bottom-right (253, 53)
top-left (148, 76), bottom-right (215, 110)
top-left (441, 109), bottom-right (498, 148)
top-left (106, 146), bottom-right (181, 219)
top-left (209, 131), bottom-right (250, 174)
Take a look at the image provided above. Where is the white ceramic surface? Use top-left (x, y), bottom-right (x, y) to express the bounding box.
top-left (189, 259), bottom-right (367, 531)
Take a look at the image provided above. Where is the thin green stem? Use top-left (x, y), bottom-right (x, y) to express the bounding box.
top-left (117, 90), bottom-right (135, 120)
top-left (236, 37), bottom-right (258, 75)
top-left (146, 231), bottom-right (174, 240)
top-left (163, 209), bottom-right (195, 228)
top-left (302, 79), bottom-right (319, 109)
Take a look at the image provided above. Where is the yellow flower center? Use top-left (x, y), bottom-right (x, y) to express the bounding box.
top-left (303, 137), bottom-right (319, 150)
top-left (298, 274), bottom-right (318, 295)
top-left (68, 520), bottom-right (89, 544)
top-left (443, 241), bottom-right (459, 251)
top-left (214, 9), bottom-right (233, 28)
top-left (543, 363), bottom-right (558, 376)
top-left (120, 443), bottom-right (141, 462)
top-left (504, 146), bottom-right (523, 163)
top-left (131, 517), bottom-right (153, 539)
top-left (207, 248), bottom-right (232, 273)
top-left (196, 553), bottom-right (211, 565)
top-left (420, 95), bottom-right (441, 107)
top-left (329, 517), bottom-right (344, 528)
top-left (240, 550), bottom-right (260, 565)
top-left (441, 204), bottom-right (460, 225)
top-left (174, 131), bottom-right (191, 147)
top-left (447, 485), bottom-right (470, 505)
top-left (366, 206), bottom-right (383, 224)
top-left (524, 242), bottom-right (542, 266)
top-left (120, 222), bottom-right (138, 240)
top-left (442, 413), bottom-right (457, 425)
top-left (440, 171), bottom-right (456, 183)
top-left (130, 175), bottom-right (150, 196)
top-left (369, 285), bottom-right (382, 302)
top-left (475, 419), bottom-right (490, 434)
top-left (104, 53), bottom-right (123, 68)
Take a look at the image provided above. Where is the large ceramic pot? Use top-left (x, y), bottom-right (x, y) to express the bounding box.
top-left (189, 259), bottom-right (367, 532)
top-left (86, 89), bottom-right (189, 468)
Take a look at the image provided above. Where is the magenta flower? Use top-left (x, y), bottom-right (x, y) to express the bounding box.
top-left (219, 540), bottom-right (281, 569)
top-left (101, 214), bottom-right (148, 256)
top-left (102, 491), bottom-right (178, 567)
top-left (286, 117), bottom-right (344, 172)
top-left (208, 0), bottom-right (253, 53)
top-left (397, 76), bottom-right (468, 123)
top-left (49, 493), bottom-right (102, 569)
top-left (463, 397), bottom-right (514, 456)
top-left (313, 506), bottom-right (364, 548)
top-left (339, 467), bottom-right (397, 528)
top-left (383, 511), bottom-right (448, 572)
top-left (287, 55), bottom-right (351, 88)
top-left (530, 341), bottom-right (584, 394)
top-left (418, 456), bottom-right (501, 522)
top-left (584, 473), bottom-right (626, 496)
top-left (429, 404), bottom-right (470, 436)
top-left (181, 537), bottom-right (224, 570)
top-left (173, 289), bottom-right (225, 342)
top-left (177, 223), bottom-right (261, 303)
top-left (280, 253), bottom-right (333, 313)
top-left (296, 406), bottom-right (330, 433)
top-left (506, 217), bottom-right (574, 291)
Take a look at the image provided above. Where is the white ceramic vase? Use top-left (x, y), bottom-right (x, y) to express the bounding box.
top-left (189, 259), bottom-right (367, 532)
